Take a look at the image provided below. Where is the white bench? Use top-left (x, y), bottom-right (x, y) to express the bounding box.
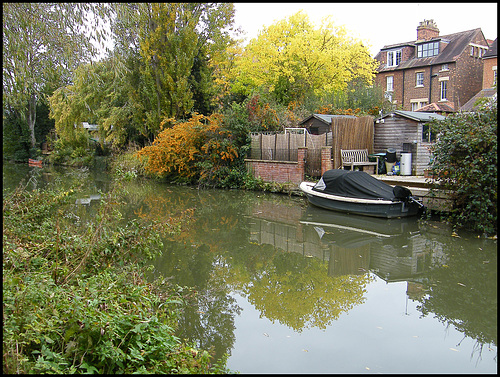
top-left (340, 149), bottom-right (379, 174)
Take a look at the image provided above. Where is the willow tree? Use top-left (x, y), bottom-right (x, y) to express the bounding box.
top-left (2, 3), bottom-right (111, 152)
top-left (232, 11), bottom-right (378, 106)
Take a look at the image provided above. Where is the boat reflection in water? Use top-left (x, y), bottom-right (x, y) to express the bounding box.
top-left (248, 201), bottom-right (434, 288)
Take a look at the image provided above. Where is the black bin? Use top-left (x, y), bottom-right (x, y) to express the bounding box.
top-left (386, 148), bottom-right (397, 163)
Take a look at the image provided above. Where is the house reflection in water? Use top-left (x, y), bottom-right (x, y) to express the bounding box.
top-left (246, 199), bottom-right (442, 298)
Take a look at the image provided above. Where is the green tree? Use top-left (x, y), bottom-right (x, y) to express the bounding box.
top-left (429, 96), bottom-right (497, 235)
top-left (48, 52), bottom-right (138, 150)
top-left (231, 11), bottom-right (378, 106)
top-left (2, 3), bottom-right (111, 153)
top-left (109, 3), bottom-right (236, 140)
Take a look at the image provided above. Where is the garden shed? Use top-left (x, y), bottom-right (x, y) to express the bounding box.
top-left (374, 110), bottom-right (446, 175)
top-left (299, 114), bottom-right (356, 135)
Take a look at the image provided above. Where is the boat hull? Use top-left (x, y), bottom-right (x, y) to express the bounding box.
top-left (299, 182), bottom-right (422, 218)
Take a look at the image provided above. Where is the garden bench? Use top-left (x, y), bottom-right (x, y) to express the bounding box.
top-left (340, 149), bottom-right (379, 174)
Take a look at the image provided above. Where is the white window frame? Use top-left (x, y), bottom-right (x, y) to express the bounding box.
top-left (387, 50), bottom-right (402, 67)
top-left (386, 76), bottom-right (394, 92)
top-left (417, 41), bottom-right (439, 58)
top-left (416, 72), bottom-right (424, 87)
top-left (440, 64), bottom-right (449, 71)
top-left (440, 80), bottom-right (448, 101)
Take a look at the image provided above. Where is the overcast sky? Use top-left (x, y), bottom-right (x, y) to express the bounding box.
top-left (232, 2), bottom-right (498, 56)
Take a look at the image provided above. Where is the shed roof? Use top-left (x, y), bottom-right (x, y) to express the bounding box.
top-left (379, 110), bottom-right (446, 122)
top-left (299, 113), bottom-right (357, 126)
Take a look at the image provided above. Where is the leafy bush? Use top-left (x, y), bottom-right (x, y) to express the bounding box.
top-left (136, 113), bottom-right (239, 184)
top-left (429, 96), bottom-right (497, 235)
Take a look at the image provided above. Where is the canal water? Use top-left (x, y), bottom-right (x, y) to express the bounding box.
top-left (3, 162), bottom-right (497, 374)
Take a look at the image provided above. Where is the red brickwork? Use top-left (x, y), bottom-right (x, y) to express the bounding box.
top-left (321, 146), bottom-right (332, 175)
top-left (245, 147), bottom-right (307, 185)
top-left (416, 20), bottom-right (439, 41)
top-left (483, 56), bottom-right (497, 88)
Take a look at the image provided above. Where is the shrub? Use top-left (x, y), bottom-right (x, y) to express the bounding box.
top-left (136, 113), bottom-right (238, 184)
top-left (429, 96), bottom-right (497, 235)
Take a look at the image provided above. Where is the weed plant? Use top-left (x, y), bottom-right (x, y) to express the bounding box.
top-left (3, 181), bottom-right (232, 373)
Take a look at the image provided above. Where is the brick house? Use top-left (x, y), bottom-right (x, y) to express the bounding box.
top-left (374, 19), bottom-right (489, 112)
top-left (460, 38), bottom-right (497, 111)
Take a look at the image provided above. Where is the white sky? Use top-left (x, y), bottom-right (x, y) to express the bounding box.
top-left (232, 2), bottom-right (498, 56)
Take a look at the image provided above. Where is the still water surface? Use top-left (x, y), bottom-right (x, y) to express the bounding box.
top-left (3, 163), bottom-right (497, 373)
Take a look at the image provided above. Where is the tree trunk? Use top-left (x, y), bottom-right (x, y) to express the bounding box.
top-left (28, 93), bottom-right (37, 149)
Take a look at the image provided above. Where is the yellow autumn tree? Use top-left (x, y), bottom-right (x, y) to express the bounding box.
top-left (232, 11), bottom-right (378, 105)
top-left (135, 113), bottom-right (238, 181)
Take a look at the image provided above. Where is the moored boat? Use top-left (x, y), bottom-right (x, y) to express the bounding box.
top-left (299, 169), bottom-right (424, 218)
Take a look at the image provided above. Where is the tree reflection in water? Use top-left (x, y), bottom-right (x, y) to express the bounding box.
top-left (414, 232), bottom-right (497, 360)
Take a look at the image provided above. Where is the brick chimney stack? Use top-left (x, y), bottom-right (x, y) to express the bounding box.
top-left (417, 19), bottom-right (439, 41)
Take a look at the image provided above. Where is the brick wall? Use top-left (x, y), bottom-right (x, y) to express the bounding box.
top-left (374, 70), bottom-right (405, 107)
top-left (483, 57), bottom-right (497, 88)
top-left (454, 50), bottom-right (485, 108)
top-left (245, 147), bottom-right (307, 185)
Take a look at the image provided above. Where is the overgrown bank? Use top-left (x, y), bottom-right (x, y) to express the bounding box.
top-left (2, 181), bottom-right (232, 374)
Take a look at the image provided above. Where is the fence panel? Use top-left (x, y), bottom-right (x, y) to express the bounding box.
top-left (248, 131), bottom-right (334, 177)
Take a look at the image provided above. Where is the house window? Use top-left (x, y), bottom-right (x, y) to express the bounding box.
top-left (387, 50), bottom-right (402, 67)
top-left (494, 69), bottom-right (497, 87)
top-left (440, 80), bottom-right (448, 101)
top-left (441, 64), bottom-right (449, 71)
top-left (386, 76), bottom-right (394, 92)
top-left (411, 101), bottom-right (428, 111)
top-left (417, 41), bottom-right (439, 58)
top-left (470, 44), bottom-right (488, 58)
top-left (416, 72), bottom-right (424, 87)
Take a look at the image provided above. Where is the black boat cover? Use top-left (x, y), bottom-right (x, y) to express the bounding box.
top-left (312, 169), bottom-right (412, 201)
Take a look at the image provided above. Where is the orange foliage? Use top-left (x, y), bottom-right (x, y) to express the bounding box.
top-left (315, 105), bottom-right (380, 117)
top-left (136, 113), bottom-right (238, 179)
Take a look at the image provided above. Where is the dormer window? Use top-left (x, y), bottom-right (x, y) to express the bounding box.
top-left (387, 49), bottom-right (402, 67)
top-left (417, 41), bottom-right (439, 58)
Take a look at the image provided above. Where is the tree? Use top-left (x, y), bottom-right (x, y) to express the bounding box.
top-left (48, 54), bottom-right (132, 149)
top-left (109, 3), bottom-right (236, 140)
top-left (2, 3), bottom-right (111, 153)
top-left (231, 11), bottom-right (378, 106)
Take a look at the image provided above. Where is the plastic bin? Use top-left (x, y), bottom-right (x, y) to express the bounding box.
top-left (400, 152), bottom-right (412, 175)
top-left (386, 148), bottom-right (397, 163)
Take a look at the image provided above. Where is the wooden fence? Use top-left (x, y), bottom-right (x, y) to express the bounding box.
top-left (331, 116), bottom-right (374, 169)
top-left (249, 116), bottom-right (374, 176)
top-left (249, 132), bottom-right (331, 176)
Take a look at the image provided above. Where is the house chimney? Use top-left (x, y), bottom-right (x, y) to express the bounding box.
top-left (417, 19), bottom-right (439, 41)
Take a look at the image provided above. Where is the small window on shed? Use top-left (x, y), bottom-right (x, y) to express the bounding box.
top-left (422, 123), bottom-right (437, 143)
